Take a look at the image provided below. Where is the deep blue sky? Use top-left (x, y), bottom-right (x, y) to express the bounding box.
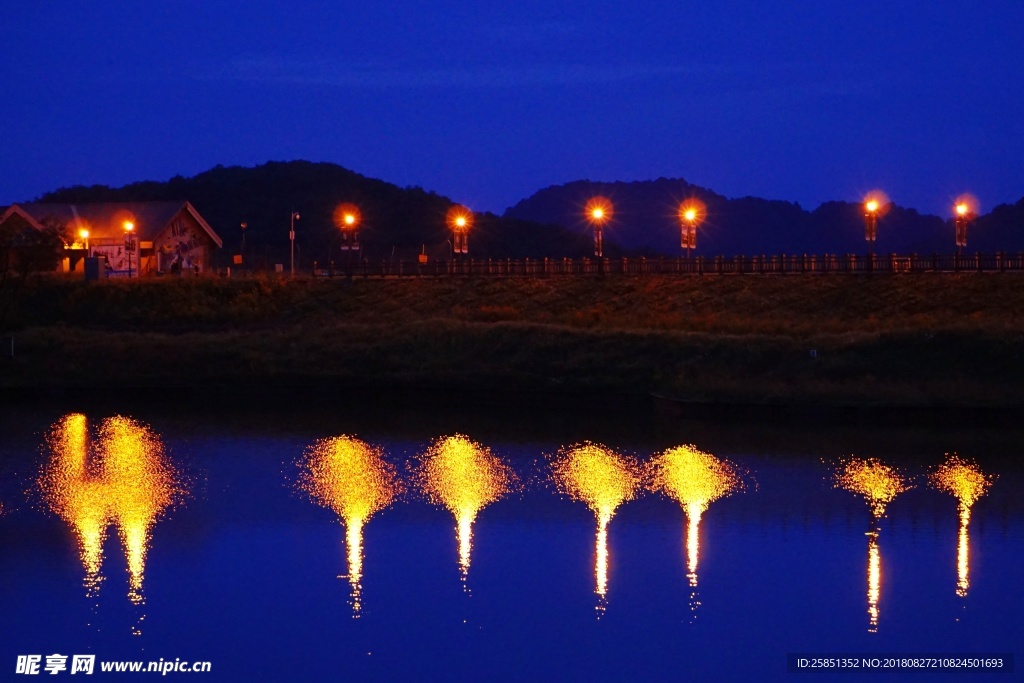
top-left (3, 1), bottom-right (1022, 216)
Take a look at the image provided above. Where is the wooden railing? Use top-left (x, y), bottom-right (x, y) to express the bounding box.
top-left (311, 252), bottom-right (1024, 278)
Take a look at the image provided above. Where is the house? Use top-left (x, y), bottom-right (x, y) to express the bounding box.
top-left (0, 201), bottom-right (223, 276)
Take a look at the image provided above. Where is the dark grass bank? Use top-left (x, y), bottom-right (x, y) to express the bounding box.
top-left (2, 273), bottom-right (1023, 408)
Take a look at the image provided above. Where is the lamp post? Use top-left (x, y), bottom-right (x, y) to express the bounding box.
top-left (334, 203), bottom-right (362, 278)
top-left (864, 199), bottom-right (880, 272)
top-left (240, 222), bottom-right (247, 273)
top-left (954, 202), bottom-right (969, 257)
top-left (123, 221), bottom-right (136, 278)
top-left (678, 200), bottom-right (705, 262)
top-left (289, 211), bottom-right (300, 277)
top-left (446, 205), bottom-right (473, 267)
top-left (79, 229), bottom-right (90, 256)
top-left (584, 196), bottom-right (613, 261)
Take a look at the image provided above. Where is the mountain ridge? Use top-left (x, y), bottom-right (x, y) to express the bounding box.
top-left (504, 178), bottom-right (1024, 256)
top-left (30, 163), bottom-right (1024, 260)
top-left (33, 161), bottom-right (593, 265)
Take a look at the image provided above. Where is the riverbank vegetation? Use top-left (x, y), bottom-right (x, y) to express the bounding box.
top-left (3, 273), bottom-right (1023, 407)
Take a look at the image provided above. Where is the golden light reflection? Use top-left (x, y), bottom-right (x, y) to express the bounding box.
top-left (38, 414), bottom-right (183, 623)
top-left (957, 513), bottom-right (969, 598)
top-left (649, 445), bottom-right (743, 617)
top-left (867, 530), bottom-right (881, 633)
top-left (929, 455), bottom-right (996, 599)
top-left (298, 435), bottom-right (401, 617)
top-left (416, 435), bottom-right (515, 586)
top-left (833, 457), bottom-right (911, 519)
top-left (551, 442), bottom-right (640, 616)
top-left (832, 457), bottom-right (911, 633)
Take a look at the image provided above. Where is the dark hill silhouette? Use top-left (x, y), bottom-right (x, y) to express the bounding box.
top-left (504, 179), bottom-right (1024, 256)
top-left (35, 161), bottom-right (592, 267)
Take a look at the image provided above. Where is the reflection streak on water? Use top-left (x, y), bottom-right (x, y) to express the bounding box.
top-left (867, 530), bottom-right (881, 633)
top-left (595, 512), bottom-right (610, 602)
top-left (416, 434), bottom-right (514, 586)
top-left (39, 413), bottom-right (181, 620)
top-left (833, 457), bottom-right (910, 633)
top-left (298, 435), bottom-right (400, 617)
top-left (686, 502), bottom-right (701, 588)
top-left (957, 509), bottom-right (970, 598)
top-left (928, 455), bottom-right (996, 599)
top-left (551, 443), bottom-right (640, 616)
top-left (346, 520), bottom-right (364, 612)
top-left (649, 445), bottom-right (742, 617)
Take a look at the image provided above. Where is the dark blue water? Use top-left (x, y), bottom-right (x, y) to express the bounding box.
top-left (1, 401), bottom-right (1020, 681)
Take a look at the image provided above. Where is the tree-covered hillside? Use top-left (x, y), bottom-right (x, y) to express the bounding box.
top-left (37, 161), bottom-right (590, 267)
top-left (505, 178), bottom-right (1024, 256)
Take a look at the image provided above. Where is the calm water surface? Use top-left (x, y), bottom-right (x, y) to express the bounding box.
top-left (1, 399), bottom-right (1020, 681)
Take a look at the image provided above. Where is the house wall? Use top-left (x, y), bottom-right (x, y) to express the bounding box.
top-left (153, 210), bottom-right (216, 274)
top-left (91, 238), bottom-right (138, 274)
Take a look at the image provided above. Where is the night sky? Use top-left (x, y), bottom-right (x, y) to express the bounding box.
top-left (3, 1), bottom-right (1022, 216)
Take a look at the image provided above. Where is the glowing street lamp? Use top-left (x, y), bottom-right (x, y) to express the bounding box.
top-left (863, 193), bottom-right (886, 270)
top-left (79, 229), bottom-right (90, 255)
top-left (678, 200), bottom-right (705, 260)
top-left (584, 197), bottom-right (613, 258)
top-left (123, 221), bottom-right (136, 278)
top-left (446, 205), bottom-right (473, 258)
top-left (289, 211), bottom-right (300, 277)
top-left (333, 203), bottom-right (362, 276)
top-left (864, 200), bottom-right (879, 245)
top-left (954, 202), bottom-right (970, 256)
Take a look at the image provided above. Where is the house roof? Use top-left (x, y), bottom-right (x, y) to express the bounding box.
top-left (2, 201), bottom-right (222, 247)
